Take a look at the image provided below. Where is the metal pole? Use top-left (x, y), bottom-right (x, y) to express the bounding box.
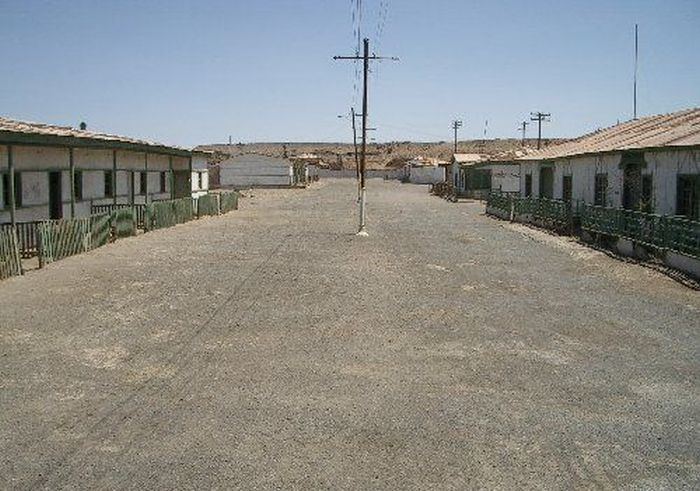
top-left (351, 107), bottom-right (360, 199)
top-left (69, 147), bottom-right (75, 218)
top-left (8, 145), bottom-right (16, 228)
top-left (358, 38), bottom-right (369, 236)
top-left (634, 24), bottom-right (638, 120)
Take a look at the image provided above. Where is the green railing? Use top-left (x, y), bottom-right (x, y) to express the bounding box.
top-left (487, 193), bottom-right (575, 231)
top-left (0, 227), bottom-right (22, 280)
top-left (110, 208), bottom-right (137, 239)
top-left (580, 204), bottom-right (700, 258)
top-left (219, 191), bottom-right (239, 214)
top-left (197, 194), bottom-right (219, 217)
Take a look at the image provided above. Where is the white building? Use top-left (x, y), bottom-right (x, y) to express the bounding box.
top-left (0, 117), bottom-right (195, 224)
top-left (404, 157), bottom-right (448, 184)
top-left (518, 108), bottom-right (700, 218)
top-left (191, 150), bottom-right (211, 198)
top-left (450, 153), bottom-right (522, 199)
top-left (218, 154), bottom-right (303, 188)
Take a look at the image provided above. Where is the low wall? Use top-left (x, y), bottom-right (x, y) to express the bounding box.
top-left (317, 169), bottom-right (401, 179)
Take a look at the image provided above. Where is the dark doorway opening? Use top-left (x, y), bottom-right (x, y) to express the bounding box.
top-left (48, 171), bottom-right (63, 219)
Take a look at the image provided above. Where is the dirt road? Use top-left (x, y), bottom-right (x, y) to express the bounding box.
top-left (1, 179), bottom-right (698, 489)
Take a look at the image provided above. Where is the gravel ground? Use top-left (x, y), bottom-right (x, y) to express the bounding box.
top-left (1, 179), bottom-right (698, 490)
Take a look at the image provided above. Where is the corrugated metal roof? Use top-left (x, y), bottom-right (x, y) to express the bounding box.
top-left (0, 116), bottom-right (189, 154)
top-left (521, 108), bottom-right (700, 161)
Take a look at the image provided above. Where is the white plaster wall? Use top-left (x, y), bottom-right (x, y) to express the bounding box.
top-left (488, 164), bottom-right (520, 192)
top-left (74, 148), bottom-right (112, 170)
top-left (644, 149), bottom-right (700, 216)
top-left (520, 162), bottom-right (538, 196)
top-left (409, 166), bottom-right (445, 184)
top-left (13, 146), bottom-right (69, 171)
top-left (220, 155), bottom-right (293, 187)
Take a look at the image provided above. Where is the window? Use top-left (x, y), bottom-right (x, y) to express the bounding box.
top-left (594, 173), bottom-right (608, 206)
top-left (140, 172), bottom-right (148, 195)
top-left (198, 172), bottom-right (204, 190)
top-left (524, 174), bottom-right (532, 197)
top-left (104, 170), bottom-right (114, 198)
top-left (2, 173), bottom-right (21, 207)
top-left (640, 174), bottom-right (653, 213)
top-left (73, 171), bottom-right (83, 201)
top-left (160, 172), bottom-right (167, 193)
top-left (676, 175), bottom-right (700, 220)
top-left (562, 175), bottom-right (572, 202)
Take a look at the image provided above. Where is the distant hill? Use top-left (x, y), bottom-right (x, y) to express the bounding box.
top-left (196, 138), bottom-right (566, 170)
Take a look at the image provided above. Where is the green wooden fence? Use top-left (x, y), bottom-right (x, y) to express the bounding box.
top-left (111, 208), bottom-right (137, 238)
top-left (38, 214), bottom-right (111, 266)
top-left (0, 227), bottom-right (22, 280)
top-left (219, 191), bottom-right (239, 214)
top-left (197, 194), bottom-right (219, 217)
top-left (145, 197), bottom-right (195, 230)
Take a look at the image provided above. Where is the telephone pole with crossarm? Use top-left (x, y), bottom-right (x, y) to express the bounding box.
top-left (334, 38), bottom-right (398, 236)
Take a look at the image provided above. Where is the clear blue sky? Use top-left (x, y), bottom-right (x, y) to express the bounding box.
top-left (1, 0), bottom-right (698, 147)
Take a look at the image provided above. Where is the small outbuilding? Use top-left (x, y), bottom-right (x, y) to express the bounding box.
top-left (218, 154), bottom-right (306, 188)
top-left (403, 157), bottom-right (448, 184)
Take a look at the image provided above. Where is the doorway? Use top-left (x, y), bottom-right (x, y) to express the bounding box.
top-left (48, 171), bottom-right (63, 219)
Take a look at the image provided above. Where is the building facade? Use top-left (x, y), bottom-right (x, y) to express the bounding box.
top-left (518, 108), bottom-right (700, 218)
top-left (218, 154), bottom-right (299, 188)
top-left (0, 117), bottom-right (195, 224)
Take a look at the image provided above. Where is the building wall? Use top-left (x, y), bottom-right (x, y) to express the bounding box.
top-left (520, 148), bottom-right (700, 216)
top-left (219, 155), bottom-right (293, 187)
top-left (488, 164), bottom-right (520, 193)
top-left (409, 166), bottom-right (445, 185)
top-left (0, 144), bottom-right (190, 223)
top-left (643, 148), bottom-right (700, 215)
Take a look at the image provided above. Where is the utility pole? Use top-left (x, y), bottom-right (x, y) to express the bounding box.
top-left (334, 38), bottom-right (398, 236)
top-left (633, 23), bottom-right (639, 120)
top-left (519, 121), bottom-right (530, 146)
top-left (451, 120), bottom-right (463, 154)
top-left (530, 112), bottom-right (551, 150)
top-left (351, 108), bottom-right (361, 198)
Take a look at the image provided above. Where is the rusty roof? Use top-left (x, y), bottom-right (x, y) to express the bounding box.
top-left (0, 116), bottom-right (191, 155)
top-left (521, 108), bottom-right (700, 161)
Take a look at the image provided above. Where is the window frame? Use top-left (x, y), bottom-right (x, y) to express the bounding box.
top-left (594, 173), bottom-right (608, 207)
top-left (73, 170), bottom-right (83, 201)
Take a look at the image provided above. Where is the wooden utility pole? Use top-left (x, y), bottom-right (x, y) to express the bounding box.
top-left (451, 119), bottom-right (463, 153)
top-left (519, 121), bottom-right (530, 146)
top-left (530, 112), bottom-right (551, 150)
top-left (351, 107), bottom-right (360, 196)
top-left (334, 38), bottom-right (398, 236)
top-left (633, 24), bottom-right (639, 120)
